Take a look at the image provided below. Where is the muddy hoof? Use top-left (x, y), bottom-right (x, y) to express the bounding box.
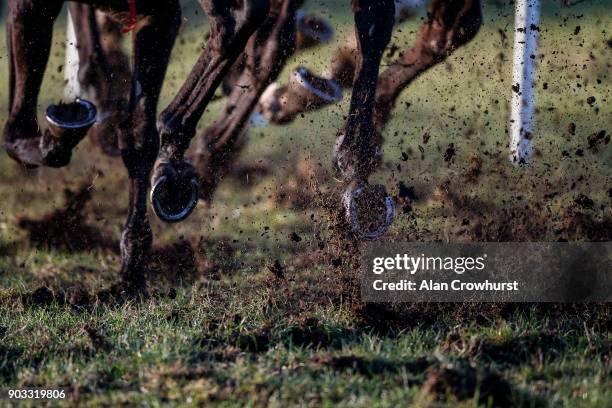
top-left (150, 161), bottom-right (199, 223)
top-left (40, 98), bottom-right (97, 167)
top-left (343, 182), bottom-right (395, 240)
top-left (296, 10), bottom-right (334, 49)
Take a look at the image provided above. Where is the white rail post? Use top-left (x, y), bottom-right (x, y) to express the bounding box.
top-left (65, 10), bottom-right (81, 99)
top-left (509, 0), bottom-right (541, 164)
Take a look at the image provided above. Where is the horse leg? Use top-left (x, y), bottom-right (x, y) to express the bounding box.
top-left (375, 0), bottom-right (482, 126)
top-left (257, 0), bottom-right (414, 125)
top-left (333, 0), bottom-right (395, 240)
top-left (2, 0), bottom-right (96, 168)
top-left (259, 0), bottom-right (419, 125)
top-left (150, 0), bottom-right (269, 223)
top-left (117, 1), bottom-right (181, 287)
top-left (190, 0), bottom-right (303, 202)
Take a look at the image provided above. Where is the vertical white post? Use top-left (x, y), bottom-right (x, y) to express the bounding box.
top-left (64, 10), bottom-right (81, 99)
top-left (510, 0), bottom-right (540, 164)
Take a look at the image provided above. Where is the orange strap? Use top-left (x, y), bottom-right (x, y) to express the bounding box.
top-left (121, 0), bottom-right (138, 33)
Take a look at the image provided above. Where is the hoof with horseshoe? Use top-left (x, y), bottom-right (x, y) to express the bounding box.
top-left (150, 159), bottom-right (199, 223)
top-left (39, 98), bottom-right (97, 167)
top-left (343, 181), bottom-right (395, 240)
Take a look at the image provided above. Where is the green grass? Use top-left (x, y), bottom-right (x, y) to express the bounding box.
top-left (0, 0), bottom-right (611, 406)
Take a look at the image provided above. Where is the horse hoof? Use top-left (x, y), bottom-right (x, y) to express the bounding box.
top-left (293, 66), bottom-right (342, 104)
top-left (45, 98), bottom-right (97, 143)
top-left (296, 10), bottom-right (334, 49)
top-left (150, 162), bottom-right (199, 223)
top-left (343, 182), bottom-right (395, 240)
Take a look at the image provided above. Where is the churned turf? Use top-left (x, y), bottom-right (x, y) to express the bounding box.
top-left (0, 0), bottom-right (610, 406)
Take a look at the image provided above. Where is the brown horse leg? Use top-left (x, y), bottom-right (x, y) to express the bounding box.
top-left (190, 0), bottom-right (303, 202)
top-left (224, 9), bottom-right (333, 98)
top-left (374, 0), bottom-right (482, 126)
top-left (150, 0), bottom-right (270, 222)
top-left (333, 0), bottom-right (395, 240)
top-left (258, 13), bottom-right (359, 125)
top-left (69, 3), bottom-right (130, 156)
top-left (117, 1), bottom-right (181, 286)
top-left (3, 0), bottom-right (70, 168)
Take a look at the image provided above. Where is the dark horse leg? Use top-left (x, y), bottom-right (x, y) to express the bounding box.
top-left (151, 0), bottom-right (270, 223)
top-left (189, 0), bottom-right (303, 202)
top-left (4, 0), bottom-right (180, 288)
top-left (68, 3), bottom-right (131, 156)
top-left (114, 1), bottom-right (181, 287)
top-left (261, 0), bottom-right (481, 129)
top-left (3, 0), bottom-right (90, 168)
top-left (333, 0), bottom-right (395, 240)
top-left (374, 0), bottom-right (482, 126)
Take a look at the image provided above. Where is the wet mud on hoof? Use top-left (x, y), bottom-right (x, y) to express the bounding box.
top-left (17, 183), bottom-right (116, 252)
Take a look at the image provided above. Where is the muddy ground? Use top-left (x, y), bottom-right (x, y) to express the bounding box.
top-left (0, 0), bottom-right (611, 406)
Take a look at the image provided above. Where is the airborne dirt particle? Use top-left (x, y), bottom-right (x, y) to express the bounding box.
top-left (586, 130), bottom-right (609, 151)
top-left (268, 259), bottom-right (285, 279)
top-left (443, 143), bottom-right (456, 162)
top-left (398, 182), bottom-right (418, 200)
top-left (573, 194), bottom-right (594, 209)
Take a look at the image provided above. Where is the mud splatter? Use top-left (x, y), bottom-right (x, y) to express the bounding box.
top-left (18, 184), bottom-right (115, 252)
top-left (274, 153), bottom-right (331, 209)
top-left (268, 259), bottom-right (285, 279)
